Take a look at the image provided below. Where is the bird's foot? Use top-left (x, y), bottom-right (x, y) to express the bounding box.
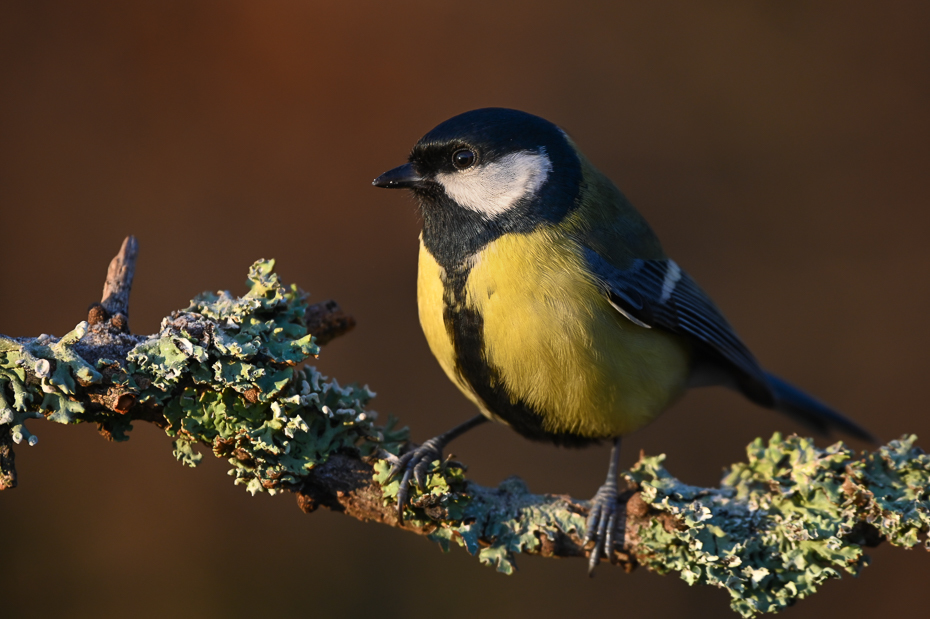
top-left (584, 482), bottom-right (622, 576)
top-left (385, 436), bottom-right (446, 522)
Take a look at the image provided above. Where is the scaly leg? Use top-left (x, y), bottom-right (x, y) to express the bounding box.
top-left (584, 436), bottom-right (623, 576)
top-left (387, 414), bottom-right (488, 522)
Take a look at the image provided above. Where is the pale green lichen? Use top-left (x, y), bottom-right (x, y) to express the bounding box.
top-left (373, 458), bottom-right (586, 575)
top-left (0, 321), bottom-right (104, 445)
top-left (624, 433), bottom-right (929, 617)
top-left (0, 259), bottom-right (406, 494)
top-left (372, 433), bottom-right (929, 616)
top-left (845, 435), bottom-right (930, 548)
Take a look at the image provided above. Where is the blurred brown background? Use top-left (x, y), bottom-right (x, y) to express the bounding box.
top-left (1, 2), bottom-right (928, 618)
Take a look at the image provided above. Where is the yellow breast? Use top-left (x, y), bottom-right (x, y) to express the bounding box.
top-left (417, 228), bottom-right (692, 439)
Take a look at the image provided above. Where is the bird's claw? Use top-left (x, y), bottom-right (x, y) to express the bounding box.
top-left (386, 438), bottom-right (444, 522)
top-left (585, 483), bottom-right (621, 576)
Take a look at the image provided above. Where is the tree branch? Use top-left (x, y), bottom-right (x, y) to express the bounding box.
top-left (96, 234), bottom-right (138, 332)
top-left (0, 238), bottom-right (927, 618)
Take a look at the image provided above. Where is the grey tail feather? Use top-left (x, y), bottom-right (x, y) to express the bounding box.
top-left (765, 372), bottom-right (877, 444)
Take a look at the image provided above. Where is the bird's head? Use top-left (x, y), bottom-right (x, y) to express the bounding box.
top-left (374, 108), bottom-right (582, 267)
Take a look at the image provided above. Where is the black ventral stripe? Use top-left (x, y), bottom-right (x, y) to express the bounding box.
top-left (440, 264), bottom-right (598, 448)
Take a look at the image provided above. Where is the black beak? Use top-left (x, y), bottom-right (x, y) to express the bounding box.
top-left (372, 163), bottom-right (424, 189)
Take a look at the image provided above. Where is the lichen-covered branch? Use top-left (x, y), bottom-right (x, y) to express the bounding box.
top-left (1, 238), bottom-right (928, 618)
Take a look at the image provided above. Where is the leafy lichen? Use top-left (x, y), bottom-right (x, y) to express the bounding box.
top-left (373, 458), bottom-right (587, 575)
top-left (625, 433), bottom-right (930, 617)
top-left (371, 433), bottom-right (929, 615)
top-left (0, 259), bottom-right (406, 494)
top-left (0, 322), bottom-right (104, 447)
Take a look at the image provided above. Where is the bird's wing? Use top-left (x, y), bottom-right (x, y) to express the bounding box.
top-left (582, 247), bottom-right (775, 405)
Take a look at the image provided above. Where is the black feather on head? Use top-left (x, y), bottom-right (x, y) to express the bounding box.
top-left (407, 108), bottom-right (583, 269)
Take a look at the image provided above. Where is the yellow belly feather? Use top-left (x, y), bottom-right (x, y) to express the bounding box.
top-left (417, 229), bottom-right (691, 439)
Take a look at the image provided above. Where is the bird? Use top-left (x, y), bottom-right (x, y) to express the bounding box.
top-left (372, 107), bottom-right (874, 574)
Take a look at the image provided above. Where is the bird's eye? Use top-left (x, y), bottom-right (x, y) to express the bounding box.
top-left (452, 149), bottom-right (477, 170)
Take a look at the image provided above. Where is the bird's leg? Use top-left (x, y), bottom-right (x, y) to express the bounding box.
top-left (387, 414), bottom-right (488, 522)
top-left (584, 436), bottom-right (623, 576)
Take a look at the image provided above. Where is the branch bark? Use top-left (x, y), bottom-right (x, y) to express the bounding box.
top-left (0, 237), bottom-right (926, 619)
top-left (97, 234), bottom-right (138, 332)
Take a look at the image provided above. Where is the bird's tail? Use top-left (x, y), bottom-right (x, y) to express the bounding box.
top-left (765, 372), bottom-right (877, 444)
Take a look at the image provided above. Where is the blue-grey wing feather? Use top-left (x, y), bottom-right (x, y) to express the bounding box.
top-left (582, 248), bottom-right (775, 405)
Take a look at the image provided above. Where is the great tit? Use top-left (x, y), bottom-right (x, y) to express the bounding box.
top-left (373, 107), bottom-right (873, 574)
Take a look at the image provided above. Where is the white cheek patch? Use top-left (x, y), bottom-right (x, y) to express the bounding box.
top-left (435, 149), bottom-right (553, 217)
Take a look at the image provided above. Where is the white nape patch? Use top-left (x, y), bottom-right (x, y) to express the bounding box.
top-left (659, 260), bottom-right (682, 303)
top-left (435, 149), bottom-right (553, 218)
